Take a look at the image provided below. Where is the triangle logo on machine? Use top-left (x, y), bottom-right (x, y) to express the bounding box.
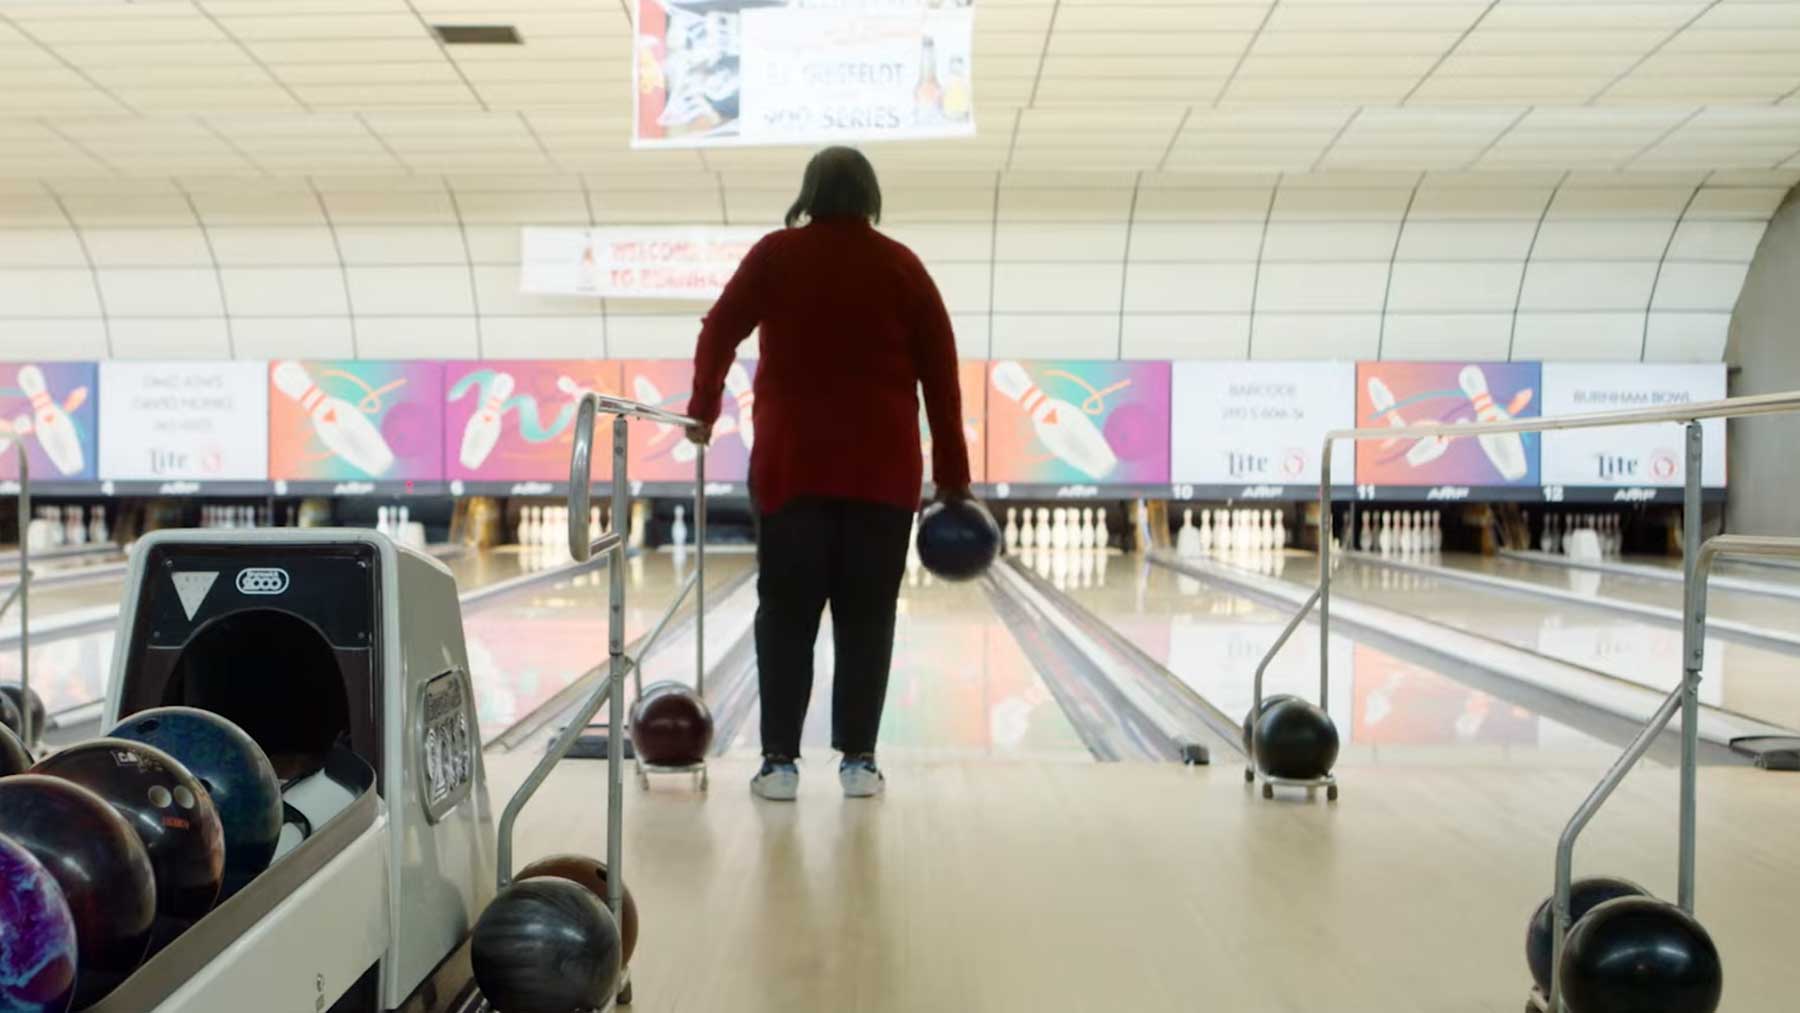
top-left (171, 571), bottom-right (219, 621)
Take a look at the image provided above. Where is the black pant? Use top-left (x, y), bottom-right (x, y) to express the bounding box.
top-left (755, 496), bottom-right (912, 759)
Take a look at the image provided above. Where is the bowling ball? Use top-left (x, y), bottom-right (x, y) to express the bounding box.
top-left (629, 681), bottom-right (713, 767)
top-left (472, 878), bottom-right (622, 1013)
top-left (1525, 876), bottom-right (1649, 994)
top-left (517, 854), bottom-right (640, 965)
top-left (0, 831), bottom-right (78, 1013)
top-left (1, 683), bottom-right (45, 744)
top-left (0, 775), bottom-right (156, 1008)
top-left (1251, 697), bottom-right (1339, 780)
top-left (1559, 896), bottom-right (1722, 1013)
top-left (34, 738), bottom-right (227, 923)
top-left (1240, 693), bottom-right (1299, 755)
top-left (110, 707), bottom-right (282, 901)
top-left (0, 690), bottom-right (19, 737)
top-left (0, 721), bottom-right (31, 775)
top-left (916, 499), bottom-right (1000, 582)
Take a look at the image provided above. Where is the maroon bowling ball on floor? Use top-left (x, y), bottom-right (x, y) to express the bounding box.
top-left (628, 682), bottom-right (713, 767)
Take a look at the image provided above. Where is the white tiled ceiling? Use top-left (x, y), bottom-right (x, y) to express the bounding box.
top-left (0, 0), bottom-right (1795, 190)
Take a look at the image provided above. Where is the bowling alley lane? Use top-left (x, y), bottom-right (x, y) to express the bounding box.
top-left (464, 549), bottom-right (756, 741)
top-left (1237, 551), bottom-right (1800, 731)
top-left (726, 569), bottom-right (1093, 761)
top-left (1427, 552), bottom-right (1800, 634)
top-left (1046, 553), bottom-right (1616, 765)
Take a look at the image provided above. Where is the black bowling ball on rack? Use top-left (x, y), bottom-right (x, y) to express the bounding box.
top-left (1525, 876), bottom-right (1649, 997)
top-left (1249, 697), bottom-right (1339, 782)
top-left (1558, 895), bottom-right (1722, 1013)
top-left (472, 877), bottom-right (623, 1013)
top-left (629, 682), bottom-right (714, 768)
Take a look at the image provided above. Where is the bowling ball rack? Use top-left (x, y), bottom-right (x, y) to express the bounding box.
top-left (495, 389), bottom-right (719, 1010)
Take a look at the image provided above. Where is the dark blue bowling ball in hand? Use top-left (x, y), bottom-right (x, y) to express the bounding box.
top-left (916, 500), bottom-right (1000, 581)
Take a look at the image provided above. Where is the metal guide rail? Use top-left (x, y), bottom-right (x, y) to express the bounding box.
top-left (1243, 386), bottom-right (1800, 1013)
top-left (2, 443), bottom-right (28, 747)
top-left (494, 391), bottom-right (709, 1009)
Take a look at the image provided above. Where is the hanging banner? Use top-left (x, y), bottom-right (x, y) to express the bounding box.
top-left (1170, 361), bottom-right (1355, 493)
top-left (985, 360), bottom-right (1171, 488)
top-left (520, 226), bottom-right (767, 300)
top-left (444, 360), bottom-right (624, 486)
top-left (98, 361), bottom-right (268, 483)
top-left (1353, 361), bottom-right (1543, 490)
top-left (633, 0), bottom-right (976, 148)
top-left (0, 361), bottom-right (98, 483)
top-left (1541, 363), bottom-right (1726, 489)
top-left (268, 360), bottom-right (444, 486)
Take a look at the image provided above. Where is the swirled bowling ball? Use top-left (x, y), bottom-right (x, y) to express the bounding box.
top-left (1251, 697), bottom-right (1340, 780)
top-left (0, 831), bottom-right (78, 1013)
top-left (34, 738), bottom-right (226, 923)
top-left (1240, 693), bottom-right (1299, 755)
top-left (0, 775), bottom-right (156, 1009)
top-left (110, 708), bottom-right (281, 901)
top-left (916, 500), bottom-right (1000, 582)
top-left (1525, 876), bottom-right (1649, 995)
top-left (473, 878), bottom-right (622, 1013)
top-left (628, 681), bottom-right (713, 767)
top-left (1, 683), bottom-right (47, 745)
top-left (517, 854), bottom-right (640, 965)
top-left (0, 721), bottom-right (31, 775)
top-left (1559, 896), bottom-right (1722, 1013)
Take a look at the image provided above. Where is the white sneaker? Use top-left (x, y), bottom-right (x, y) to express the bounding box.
top-left (750, 758), bottom-right (799, 801)
top-left (839, 755), bottom-right (885, 798)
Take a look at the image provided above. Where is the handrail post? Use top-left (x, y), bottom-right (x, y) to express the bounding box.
top-left (1677, 420), bottom-right (1703, 911)
top-left (15, 444), bottom-right (27, 748)
top-left (606, 415), bottom-right (628, 929)
top-left (1317, 436), bottom-right (1333, 704)
top-left (695, 444), bottom-right (707, 698)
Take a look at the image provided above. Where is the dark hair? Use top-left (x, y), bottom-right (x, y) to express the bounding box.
top-left (784, 146), bottom-right (882, 228)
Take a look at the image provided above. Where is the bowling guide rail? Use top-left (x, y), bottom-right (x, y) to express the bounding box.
top-left (1242, 387), bottom-right (1800, 1013)
top-left (496, 389), bottom-right (709, 1004)
top-left (3, 441), bottom-right (27, 746)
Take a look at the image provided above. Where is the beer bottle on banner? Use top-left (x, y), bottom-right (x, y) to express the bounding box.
top-left (913, 36), bottom-right (943, 122)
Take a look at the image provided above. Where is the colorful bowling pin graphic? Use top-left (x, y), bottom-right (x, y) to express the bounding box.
top-left (1367, 376), bottom-right (1449, 468)
top-left (991, 361), bottom-right (1117, 480)
top-left (458, 372), bottom-right (515, 470)
top-left (17, 365), bottom-right (84, 475)
top-left (724, 362), bottom-right (754, 450)
top-left (272, 360), bottom-right (396, 477)
top-left (633, 375), bottom-right (672, 437)
top-left (1458, 365), bottom-right (1529, 481)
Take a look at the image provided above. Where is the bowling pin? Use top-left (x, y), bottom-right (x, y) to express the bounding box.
top-left (1275, 510), bottom-right (1287, 550)
top-left (672, 504), bottom-right (689, 546)
top-left (1378, 512), bottom-right (1392, 554)
top-left (1177, 508), bottom-right (1201, 558)
top-left (590, 506), bottom-right (602, 538)
top-left (1018, 508), bottom-right (1035, 550)
top-left (629, 501), bottom-right (647, 549)
top-left (65, 506), bottom-right (83, 545)
top-left (18, 366), bottom-right (85, 476)
top-left (458, 372), bottom-right (515, 470)
top-left (1458, 366), bottom-right (1529, 481)
top-left (1004, 507), bottom-right (1020, 552)
top-left (990, 362), bottom-right (1117, 480)
top-left (273, 361), bottom-right (395, 477)
top-left (518, 506), bottom-right (534, 546)
top-left (1198, 510), bottom-right (1214, 555)
top-left (725, 363), bottom-right (755, 449)
top-left (1036, 507), bottom-right (1051, 550)
top-left (89, 506), bottom-right (106, 545)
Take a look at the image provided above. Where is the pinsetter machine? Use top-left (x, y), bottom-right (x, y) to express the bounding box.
top-left (79, 390), bottom-right (705, 1013)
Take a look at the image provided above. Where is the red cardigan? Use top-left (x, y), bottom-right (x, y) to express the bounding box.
top-left (687, 218), bottom-right (972, 515)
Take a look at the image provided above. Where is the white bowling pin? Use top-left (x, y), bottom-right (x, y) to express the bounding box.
top-left (1004, 507), bottom-right (1020, 551)
top-left (1018, 508), bottom-right (1035, 550)
top-left (458, 372), bottom-right (515, 470)
top-left (1458, 366), bottom-right (1529, 481)
top-left (1275, 510), bottom-right (1287, 550)
top-left (91, 506), bottom-right (108, 545)
top-left (724, 363), bottom-right (755, 449)
top-left (1378, 512), bottom-right (1393, 554)
top-left (1431, 512), bottom-right (1442, 552)
top-left (18, 366), bottom-right (84, 476)
top-left (1198, 510), bottom-right (1214, 554)
top-left (518, 507), bottom-right (535, 546)
top-left (991, 362), bottom-right (1117, 480)
top-left (1177, 508), bottom-right (1201, 558)
top-left (273, 361), bottom-right (395, 477)
top-left (672, 504), bottom-right (689, 546)
top-left (64, 506), bottom-right (83, 545)
top-left (1036, 507), bottom-right (1051, 549)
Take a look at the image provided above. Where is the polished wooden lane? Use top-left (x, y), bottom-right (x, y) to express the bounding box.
top-left (492, 753), bottom-right (1800, 1012)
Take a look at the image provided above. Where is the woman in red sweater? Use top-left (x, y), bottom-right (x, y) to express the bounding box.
top-left (687, 147), bottom-right (972, 800)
